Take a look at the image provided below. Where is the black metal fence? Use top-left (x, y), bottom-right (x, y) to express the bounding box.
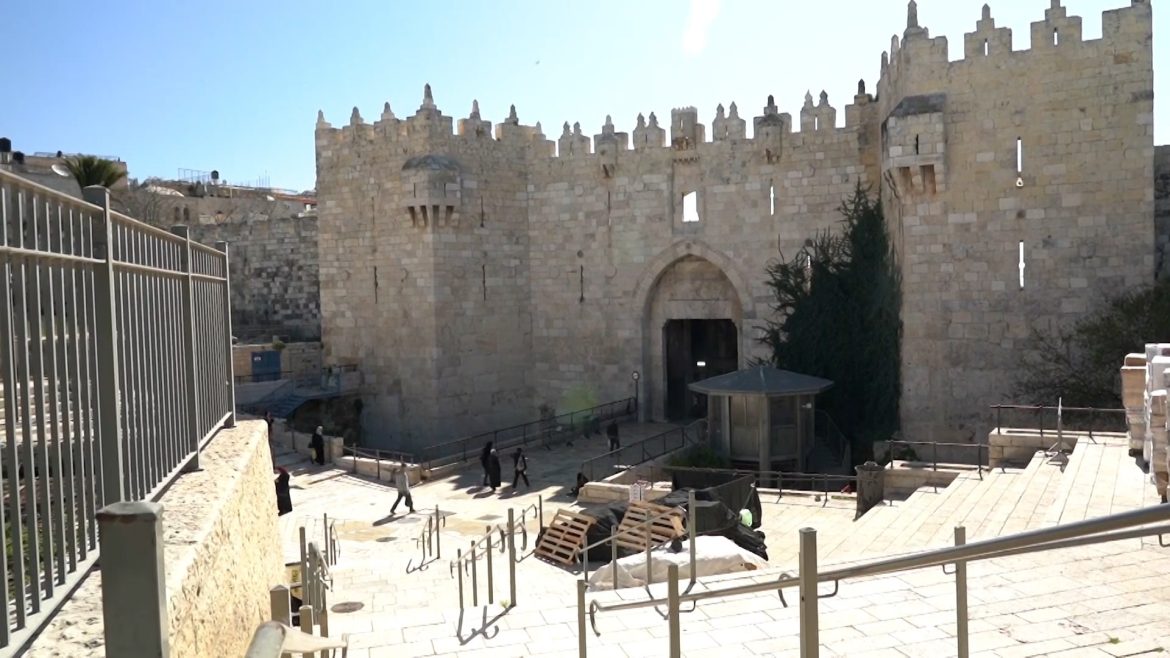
top-left (0, 172), bottom-right (236, 649)
top-left (580, 419), bottom-right (706, 482)
top-left (990, 404), bottom-right (1127, 439)
top-left (422, 397), bottom-right (637, 470)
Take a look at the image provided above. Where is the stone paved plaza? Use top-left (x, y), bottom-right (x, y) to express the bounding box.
top-left (271, 427), bottom-right (1170, 657)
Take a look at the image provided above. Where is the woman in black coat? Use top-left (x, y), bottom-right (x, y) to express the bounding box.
top-left (274, 467), bottom-right (293, 515)
top-left (480, 441), bottom-right (494, 487)
top-left (487, 448), bottom-right (502, 492)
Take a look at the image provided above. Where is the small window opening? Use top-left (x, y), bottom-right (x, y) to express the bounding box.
top-left (1015, 137), bottom-right (1023, 174)
top-left (769, 184), bottom-right (775, 216)
top-left (983, 39), bottom-right (989, 56)
top-left (682, 191), bottom-right (700, 223)
top-left (482, 264), bottom-right (487, 300)
top-left (813, 116), bottom-right (819, 131)
top-left (1053, 28), bottom-right (1059, 46)
top-left (914, 135), bottom-right (920, 155)
top-left (1018, 241), bottom-right (1026, 289)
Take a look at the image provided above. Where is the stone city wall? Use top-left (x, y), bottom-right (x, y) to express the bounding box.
top-left (1156, 145), bottom-right (1170, 279)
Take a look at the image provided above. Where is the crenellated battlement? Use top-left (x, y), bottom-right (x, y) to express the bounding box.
top-left (878, 0), bottom-right (1153, 103)
top-left (316, 83), bottom-right (876, 166)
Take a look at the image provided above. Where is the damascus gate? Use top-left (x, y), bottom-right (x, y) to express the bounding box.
top-left (314, 1), bottom-right (1157, 453)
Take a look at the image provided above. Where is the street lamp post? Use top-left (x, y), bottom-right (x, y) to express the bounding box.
top-left (631, 371), bottom-right (640, 419)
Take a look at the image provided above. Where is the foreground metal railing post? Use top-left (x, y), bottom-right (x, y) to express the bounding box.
top-left (269, 585), bottom-right (291, 626)
top-left (485, 525), bottom-right (495, 604)
top-left (610, 526), bottom-right (618, 589)
top-left (83, 185), bottom-right (125, 505)
top-left (214, 240), bottom-right (236, 428)
top-left (470, 541), bottom-right (479, 607)
top-left (170, 224), bottom-right (202, 471)
top-left (96, 502), bottom-right (168, 657)
top-left (798, 527), bottom-right (818, 658)
top-left (577, 580), bottom-right (588, 658)
top-left (456, 548), bottom-right (465, 608)
top-left (507, 508), bottom-right (517, 606)
top-left (435, 505), bottom-right (442, 558)
top-left (667, 564), bottom-right (681, 658)
top-left (687, 490), bottom-right (697, 587)
top-left (954, 526), bottom-right (969, 658)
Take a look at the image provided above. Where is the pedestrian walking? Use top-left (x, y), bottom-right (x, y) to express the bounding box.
top-left (274, 467), bottom-right (293, 516)
top-left (512, 447), bottom-right (530, 489)
top-left (480, 442), bottom-right (494, 488)
top-left (487, 448), bottom-right (502, 493)
top-left (391, 463), bottom-right (415, 514)
top-left (606, 420), bottom-right (620, 451)
top-left (310, 425), bottom-right (326, 465)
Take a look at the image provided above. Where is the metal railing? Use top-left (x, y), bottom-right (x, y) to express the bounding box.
top-left (580, 418), bottom-right (706, 482)
top-left (244, 621), bottom-right (347, 658)
top-left (579, 503), bottom-right (1170, 657)
top-left (258, 535), bottom-right (343, 657)
top-left (450, 505), bottom-right (537, 609)
top-left (662, 465), bottom-right (857, 506)
top-left (990, 404), bottom-right (1127, 442)
top-left (407, 505), bottom-right (447, 573)
top-left (580, 490), bottom-right (696, 595)
top-left (423, 397), bottom-right (637, 471)
top-left (343, 445), bottom-right (417, 476)
top-left (0, 172), bottom-right (235, 649)
top-left (885, 439), bottom-right (986, 479)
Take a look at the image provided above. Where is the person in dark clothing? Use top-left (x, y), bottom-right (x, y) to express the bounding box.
top-left (569, 472), bottom-right (589, 498)
top-left (480, 442), bottom-right (494, 488)
top-left (487, 448), bottom-right (502, 493)
top-left (274, 467), bottom-right (293, 516)
top-left (511, 448), bottom-right (530, 489)
top-left (264, 411), bottom-right (275, 438)
top-left (310, 426), bottom-right (326, 465)
top-left (606, 421), bottom-right (620, 451)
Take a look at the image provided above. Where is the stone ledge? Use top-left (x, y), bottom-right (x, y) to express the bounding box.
top-left (26, 421), bottom-right (283, 658)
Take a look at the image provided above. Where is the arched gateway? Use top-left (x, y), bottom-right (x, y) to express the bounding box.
top-left (634, 242), bottom-right (756, 423)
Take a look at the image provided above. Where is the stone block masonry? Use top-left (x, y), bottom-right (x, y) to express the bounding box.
top-left (1156, 145), bottom-right (1170, 279)
top-left (316, 1), bottom-right (1159, 455)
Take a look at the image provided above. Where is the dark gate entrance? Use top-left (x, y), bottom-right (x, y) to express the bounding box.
top-left (664, 319), bottom-right (738, 421)
top-left (251, 350), bottom-right (282, 382)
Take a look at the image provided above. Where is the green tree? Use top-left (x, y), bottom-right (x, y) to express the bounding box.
top-left (759, 184), bottom-right (902, 462)
top-left (1014, 278), bottom-right (1170, 408)
top-left (63, 155), bottom-right (126, 189)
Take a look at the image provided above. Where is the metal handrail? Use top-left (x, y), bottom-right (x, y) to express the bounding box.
top-left (581, 418), bottom-right (706, 482)
top-left (343, 445), bottom-right (417, 478)
top-left (990, 403), bottom-right (1126, 442)
top-left (449, 507), bottom-right (530, 609)
top-left (244, 621), bottom-right (348, 657)
top-left (406, 506), bottom-right (447, 573)
top-left (886, 439), bottom-right (986, 479)
top-left (662, 465), bottom-right (856, 506)
top-left (423, 397), bottom-right (637, 470)
top-left (581, 503), bottom-right (1170, 657)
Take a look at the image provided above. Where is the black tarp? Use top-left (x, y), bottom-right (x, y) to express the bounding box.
top-left (668, 471), bottom-right (763, 530)
top-left (575, 479), bottom-right (769, 563)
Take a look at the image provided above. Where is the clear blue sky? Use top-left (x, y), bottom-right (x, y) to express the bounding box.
top-left (3, 0), bottom-right (1164, 193)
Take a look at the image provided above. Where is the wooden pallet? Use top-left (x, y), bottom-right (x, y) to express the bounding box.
top-left (614, 500), bottom-right (685, 553)
top-left (535, 509), bottom-right (596, 566)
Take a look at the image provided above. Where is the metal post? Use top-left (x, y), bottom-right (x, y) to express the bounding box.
top-left (667, 564), bottom-right (681, 658)
top-left (470, 541), bottom-right (478, 607)
top-left (933, 442), bottom-right (938, 472)
top-left (298, 604), bottom-right (314, 636)
top-left (955, 526), bottom-right (969, 658)
top-left (798, 527), bottom-right (819, 658)
top-left (170, 225), bottom-right (201, 471)
top-left (435, 505), bottom-right (442, 558)
top-left (269, 585), bottom-right (291, 626)
top-left (298, 527), bottom-right (308, 610)
top-left (82, 186), bottom-right (125, 504)
top-left (322, 514), bottom-right (329, 564)
top-left (485, 525), bottom-right (494, 604)
top-left (507, 508), bottom-right (517, 606)
top-left (456, 548), bottom-right (464, 609)
top-left (687, 490), bottom-right (697, 587)
top-left (610, 526), bottom-right (618, 590)
top-left (577, 580), bottom-right (588, 658)
top-left (538, 495), bottom-right (544, 533)
top-left (213, 241), bottom-right (236, 428)
top-left (644, 522), bottom-right (652, 586)
top-left (96, 502), bottom-right (169, 657)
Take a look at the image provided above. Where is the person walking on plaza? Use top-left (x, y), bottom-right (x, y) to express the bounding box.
top-left (480, 442), bottom-right (494, 488)
top-left (487, 448), bottom-right (503, 493)
top-left (511, 447), bottom-right (530, 490)
top-left (391, 462), bottom-right (415, 514)
top-left (310, 426), bottom-right (326, 466)
top-left (606, 420), bottom-right (620, 452)
top-left (274, 467), bottom-right (293, 516)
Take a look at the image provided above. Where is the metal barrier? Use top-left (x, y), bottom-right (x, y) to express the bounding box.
top-left (449, 499), bottom-right (544, 609)
top-left (661, 465), bottom-right (857, 507)
top-left (343, 445), bottom-right (417, 478)
top-left (423, 397), bottom-right (637, 471)
top-left (406, 505), bottom-right (447, 573)
top-left (260, 534), bottom-right (343, 657)
top-left (244, 621), bottom-right (348, 658)
top-left (885, 439), bottom-right (986, 480)
top-left (580, 491), bottom-right (697, 595)
top-left (0, 172), bottom-right (236, 649)
top-left (990, 404), bottom-right (1127, 442)
top-left (579, 504), bottom-right (1170, 657)
top-left (580, 418), bottom-right (706, 482)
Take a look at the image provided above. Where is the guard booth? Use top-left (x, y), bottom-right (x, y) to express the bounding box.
top-left (689, 366), bottom-right (833, 482)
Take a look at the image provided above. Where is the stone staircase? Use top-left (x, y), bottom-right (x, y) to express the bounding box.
top-left (301, 432), bottom-right (1169, 657)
